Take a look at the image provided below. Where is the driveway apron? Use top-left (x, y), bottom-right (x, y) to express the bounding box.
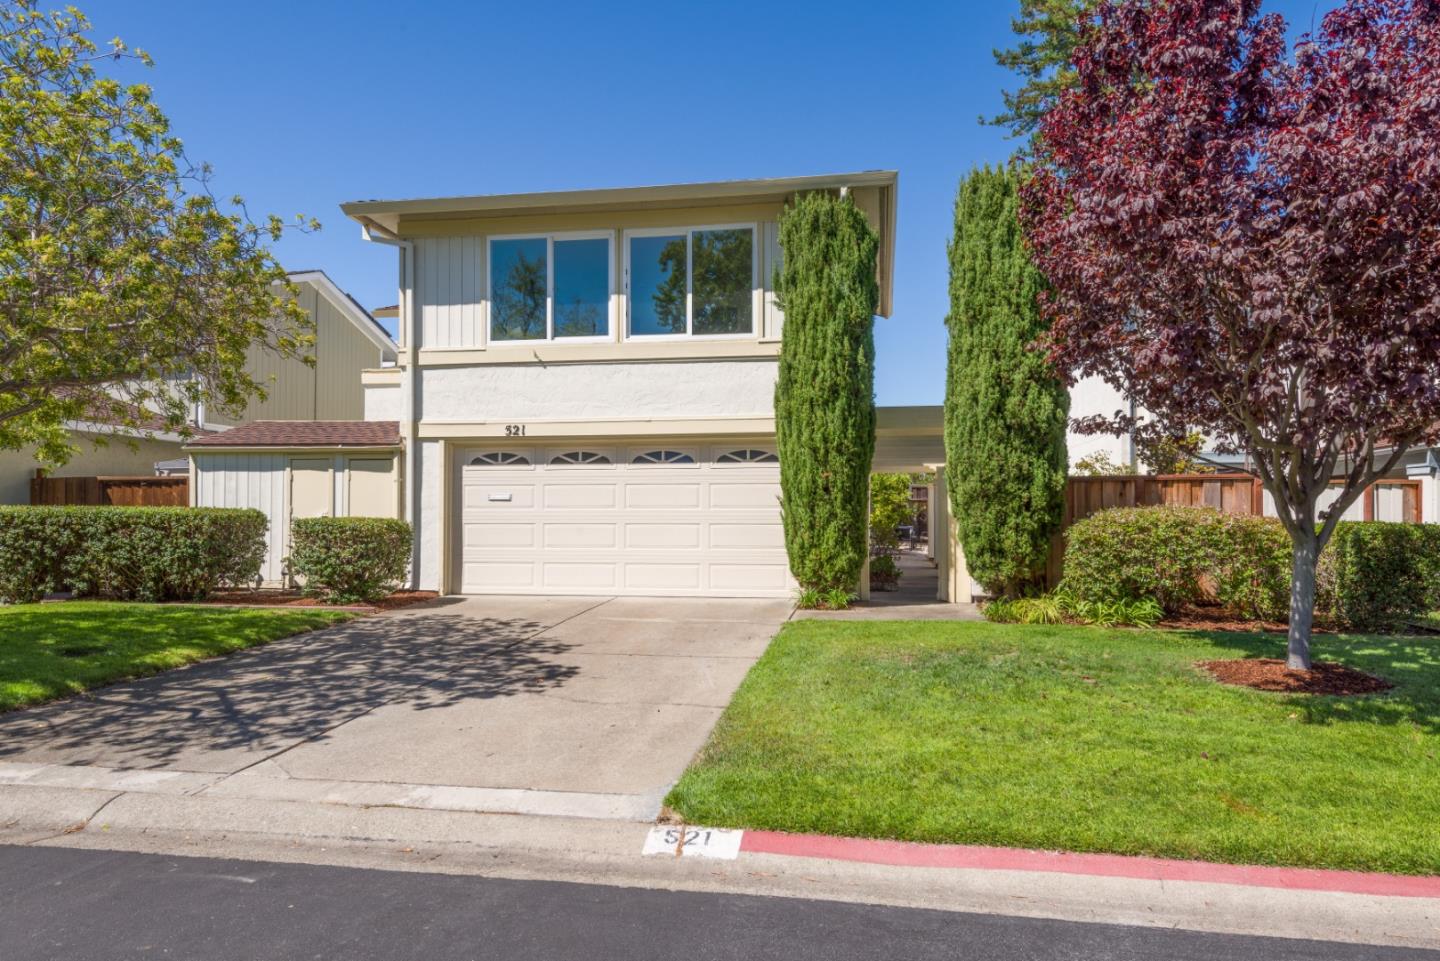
top-left (0, 596), bottom-right (790, 816)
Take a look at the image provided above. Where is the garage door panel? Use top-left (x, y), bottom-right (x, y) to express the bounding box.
top-left (544, 523), bottom-right (618, 549)
top-left (710, 523), bottom-right (785, 550)
top-left (464, 483), bottom-right (535, 509)
top-left (458, 446), bottom-right (790, 597)
top-left (463, 562), bottom-right (537, 589)
top-left (544, 484), bottom-right (618, 509)
top-left (466, 522), bottom-right (537, 549)
top-left (625, 523), bottom-right (702, 550)
top-left (626, 484), bottom-right (702, 510)
top-left (709, 482), bottom-right (781, 510)
top-left (543, 563), bottom-right (618, 589)
top-left (625, 563), bottom-right (702, 591)
top-left (711, 563), bottom-right (791, 591)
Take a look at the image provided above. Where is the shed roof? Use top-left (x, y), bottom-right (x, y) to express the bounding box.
top-left (186, 421), bottom-right (400, 449)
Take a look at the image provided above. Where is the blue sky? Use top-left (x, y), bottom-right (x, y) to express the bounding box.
top-left (85, 0), bottom-right (1337, 406)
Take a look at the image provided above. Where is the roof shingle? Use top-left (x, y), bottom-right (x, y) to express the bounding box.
top-left (186, 421), bottom-right (400, 448)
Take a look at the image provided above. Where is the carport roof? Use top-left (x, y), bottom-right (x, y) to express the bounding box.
top-left (874, 406), bottom-right (944, 473)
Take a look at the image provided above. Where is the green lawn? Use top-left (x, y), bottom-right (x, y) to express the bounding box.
top-left (0, 602), bottom-right (355, 712)
top-left (666, 619), bottom-right (1440, 875)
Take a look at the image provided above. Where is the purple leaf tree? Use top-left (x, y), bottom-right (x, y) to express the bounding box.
top-left (1024, 0), bottom-right (1440, 668)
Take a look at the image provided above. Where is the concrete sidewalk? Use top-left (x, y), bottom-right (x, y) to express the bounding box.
top-left (1, 781), bottom-right (1436, 952)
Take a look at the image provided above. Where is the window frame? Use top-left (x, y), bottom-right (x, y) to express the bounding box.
top-left (623, 223), bottom-right (758, 341)
top-left (466, 451), bottom-right (533, 468)
top-left (628, 448), bottom-right (699, 468)
top-left (714, 448), bottom-right (779, 465)
top-left (546, 449), bottom-right (615, 468)
top-left (486, 230), bottom-right (614, 346)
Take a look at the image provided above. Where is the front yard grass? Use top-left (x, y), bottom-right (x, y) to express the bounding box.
top-left (666, 619), bottom-right (1440, 875)
top-left (0, 601), bottom-right (355, 712)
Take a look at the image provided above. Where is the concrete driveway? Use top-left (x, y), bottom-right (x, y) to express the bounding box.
top-left (0, 596), bottom-right (790, 820)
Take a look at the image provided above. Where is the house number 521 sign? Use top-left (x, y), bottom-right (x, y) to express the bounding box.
top-left (504, 424), bottom-right (526, 437)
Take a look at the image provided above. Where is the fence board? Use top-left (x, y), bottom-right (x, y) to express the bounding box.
top-left (30, 471), bottom-right (188, 507)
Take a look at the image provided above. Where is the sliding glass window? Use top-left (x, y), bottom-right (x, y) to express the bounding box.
top-left (627, 226), bottom-right (754, 337)
top-left (488, 233), bottom-right (612, 342)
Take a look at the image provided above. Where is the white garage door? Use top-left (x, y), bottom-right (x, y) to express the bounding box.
top-left (456, 442), bottom-right (792, 597)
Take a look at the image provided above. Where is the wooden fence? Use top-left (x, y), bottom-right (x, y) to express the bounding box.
top-left (30, 471), bottom-right (188, 507)
top-left (1046, 473), bottom-right (1422, 585)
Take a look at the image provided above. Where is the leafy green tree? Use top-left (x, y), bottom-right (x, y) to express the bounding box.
top-left (869, 472), bottom-right (918, 551)
top-left (775, 192), bottom-right (878, 595)
top-left (0, 2), bottom-right (312, 465)
top-left (986, 0), bottom-right (1098, 145)
top-left (945, 166), bottom-right (1068, 597)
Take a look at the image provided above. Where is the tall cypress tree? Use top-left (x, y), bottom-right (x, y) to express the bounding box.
top-left (945, 166), bottom-right (1068, 597)
top-left (775, 192), bottom-right (879, 594)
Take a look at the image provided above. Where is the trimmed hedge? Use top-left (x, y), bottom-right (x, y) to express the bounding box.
top-left (1061, 505), bottom-right (1440, 631)
top-left (0, 506), bottom-right (267, 604)
top-left (288, 516), bottom-right (411, 604)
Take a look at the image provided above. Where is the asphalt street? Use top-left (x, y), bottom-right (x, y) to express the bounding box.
top-left (1, 845), bottom-right (1433, 961)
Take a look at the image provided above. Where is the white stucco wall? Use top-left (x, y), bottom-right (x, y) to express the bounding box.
top-left (364, 383), bottom-right (402, 422)
top-left (419, 359), bottom-right (778, 422)
top-left (1067, 375), bottom-right (1135, 471)
top-left (416, 439), bottom-right (443, 591)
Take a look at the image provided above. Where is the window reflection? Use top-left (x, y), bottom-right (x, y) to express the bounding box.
top-left (490, 238), bottom-right (547, 341)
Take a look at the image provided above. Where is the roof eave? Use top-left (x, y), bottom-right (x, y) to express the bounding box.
top-left (341, 170), bottom-right (898, 318)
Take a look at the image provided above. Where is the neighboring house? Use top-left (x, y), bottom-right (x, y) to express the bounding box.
top-left (202, 271), bottom-right (397, 428)
top-left (0, 271), bottom-right (395, 505)
top-left (185, 173), bottom-right (975, 599)
top-left (1067, 375), bottom-right (1138, 472)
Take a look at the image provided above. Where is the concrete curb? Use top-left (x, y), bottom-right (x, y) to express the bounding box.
top-left (740, 830), bottom-right (1440, 900)
top-left (1, 782), bottom-right (1437, 950)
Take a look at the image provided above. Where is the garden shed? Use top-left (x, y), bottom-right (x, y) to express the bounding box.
top-left (185, 421), bottom-right (402, 585)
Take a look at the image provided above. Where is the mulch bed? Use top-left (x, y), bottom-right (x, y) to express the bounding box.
top-left (1198, 658), bottom-right (1393, 696)
top-left (1160, 604), bottom-right (1328, 634)
top-left (200, 590), bottom-right (440, 612)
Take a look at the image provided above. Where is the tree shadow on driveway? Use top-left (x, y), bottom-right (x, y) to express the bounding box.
top-left (0, 612), bottom-right (581, 770)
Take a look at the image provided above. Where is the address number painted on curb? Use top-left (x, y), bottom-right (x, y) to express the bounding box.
top-left (642, 825), bottom-right (743, 860)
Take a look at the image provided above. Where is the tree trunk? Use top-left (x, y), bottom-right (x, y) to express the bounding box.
top-left (1287, 530), bottom-right (1319, 671)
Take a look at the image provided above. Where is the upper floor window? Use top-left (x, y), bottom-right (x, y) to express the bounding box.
top-left (489, 233), bottom-right (611, 343)
top-left (626, 226), bottom-right (755, 338)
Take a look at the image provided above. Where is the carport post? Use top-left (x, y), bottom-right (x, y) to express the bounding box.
top-left (858, 477), bottom-right (872, 601)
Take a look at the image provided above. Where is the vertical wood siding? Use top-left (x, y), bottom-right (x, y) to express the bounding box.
top-left (418, 236), bottom-right (484, 349)
top-left (207, 280), bottom-right (386, 425)
top-left (193, 453), bottom-right (289, 583)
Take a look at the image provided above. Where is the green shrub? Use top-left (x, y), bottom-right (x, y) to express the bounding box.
top-left (945, 165), bottom-right (1069, 597)
top-left (1062, 505), bottom-right (1440, 630)
top-left (983, 592), bottom-right (1160, 627)
top-left (288, 517), bottom-right (411, 604)
top-left (1319, 522), bottom-right (1440, 631)
top-left (1061, 506), bottom-right (1281, 613)
top-left (0, 506), bottom-right (266, 604)
top-left (775, 191), bottom-right (879, 594)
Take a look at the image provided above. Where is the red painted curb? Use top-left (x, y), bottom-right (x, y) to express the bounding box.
top-left (739, 831), bottom-right (1440, 899)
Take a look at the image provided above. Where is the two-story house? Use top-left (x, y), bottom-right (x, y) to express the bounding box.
top-left (1, 270), bottom-right (396, 505)
top-left (188, 173), bottom-right (963, 597)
